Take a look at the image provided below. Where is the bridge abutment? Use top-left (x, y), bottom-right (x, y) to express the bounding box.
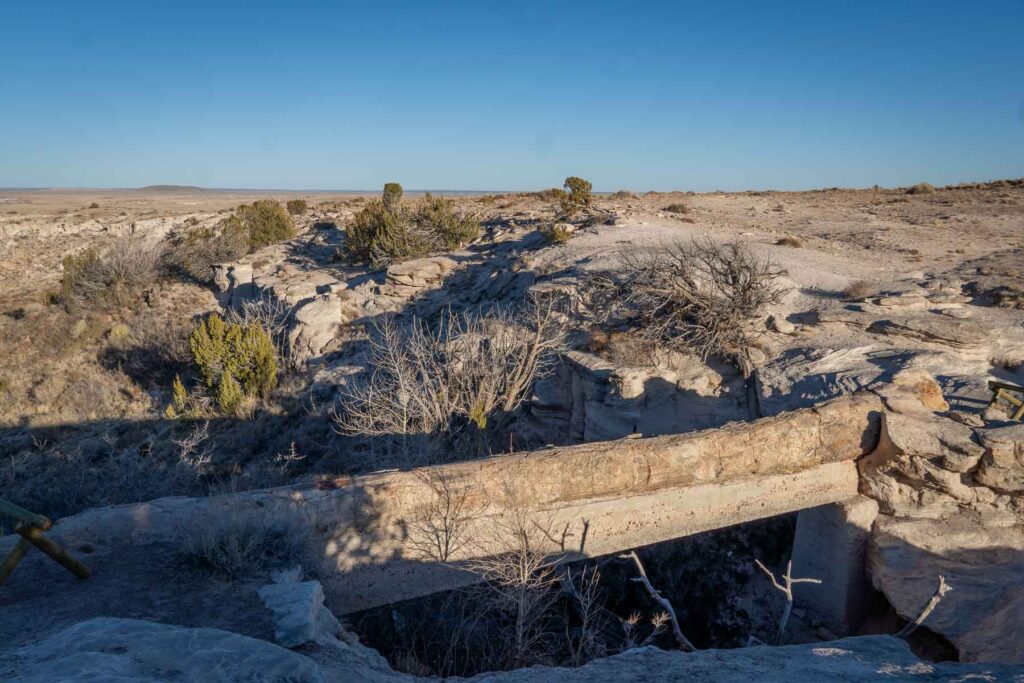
top-left (791, 495), bottom-right (879, 635)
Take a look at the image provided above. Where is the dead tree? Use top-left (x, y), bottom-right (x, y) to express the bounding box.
top-left (754, 558), bottom-right (822, 644)
top-left (896, 575), bottom-right (951, 639)
top-left (620, 550), bottom-right (696, 652)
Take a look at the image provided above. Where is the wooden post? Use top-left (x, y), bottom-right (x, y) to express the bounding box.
top-left (14, 524), bottom-right (91, 579)
top-left (0, 538), bottom-right (34, 585)
top-left (0, 500), bottom-right (52, 530)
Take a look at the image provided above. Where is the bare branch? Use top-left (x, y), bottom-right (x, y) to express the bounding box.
top-left (755, 558), bottom-right (821, 644)
top-left (620, 550), bottom-right (696, 652)
top-left (896, 575), bottom-right (952, 639)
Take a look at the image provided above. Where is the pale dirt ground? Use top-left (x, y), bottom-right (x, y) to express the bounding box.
top-left (2, 181), bottom-right (1023, 431)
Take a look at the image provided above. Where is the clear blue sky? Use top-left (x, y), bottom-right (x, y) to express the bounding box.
top-left (1, 1), bottom-right (1022, 191)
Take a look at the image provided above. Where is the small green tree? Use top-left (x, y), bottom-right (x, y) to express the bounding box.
top-left (217, 372), bottom-right (244, 413)
top-left (414, 193), bottom-right (480, 249)
top-left (383, 183), bottom-right (403, 214)
top-left (285, 199), bottom-right (308, 216)
top-left (189, 314), bottom-right (277, 412)
top-left (561, 176), bottom-right (593, 217)
top-left (235, 200), bottom-right (296, 249)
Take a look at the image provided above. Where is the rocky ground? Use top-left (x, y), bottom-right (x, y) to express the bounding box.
top-left (1, 180), bottom-right (1023, 678)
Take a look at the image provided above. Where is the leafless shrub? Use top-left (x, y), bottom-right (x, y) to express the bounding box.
top-left (61, 237), bottom-right (163, 311)
top-left (177, 503), bottom-right (310, 580)
top-left (562, 566), bottom-right (610, 665)
top-left (754, 557), bottom-right (821, 644)
top-left (333, 297), bottom-right (566, 466)
top-left (584, 239), bottom-right (780, 375)
top-left (464, 474), bottom-right (565, 669)
top-left (223, 294), bottom-right (295, 368)
top-left (842, 279), bottom-right (874, 300)
top-left (620, 610), bottom-right (670, 650)
top-left (408, 469), bottom-right (471, 563)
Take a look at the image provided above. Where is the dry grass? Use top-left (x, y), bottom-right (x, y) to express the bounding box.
top-left (775, 236), bottom-right (803, 248)
top-left (177, 504), bottom-right (311, 580)
top-left (663, 202), bottom-right (689, 214)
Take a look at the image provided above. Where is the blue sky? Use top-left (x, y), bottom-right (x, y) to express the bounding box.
top-left (1, 1), bottom-right (1022, 191)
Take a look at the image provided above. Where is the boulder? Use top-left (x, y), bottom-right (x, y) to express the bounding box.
top-left (868, 514), bottom-right (1024, 663)
top-left (385, 256), bottom-right (456, 289)
top-left (767, 314), bottom-right (796, 335)
top-left (257, 572), bottom-right (342, 648)
top-left (975, 423), bottom-right (1024, 492)
top-left (288, 295), bottom-right (344, 364)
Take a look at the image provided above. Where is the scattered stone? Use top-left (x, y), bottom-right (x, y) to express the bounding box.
top-left (258, 576), bottom-right (342, 648)
top-left (975, 423), bottom-right (1024, 492)
top-left (767, 314), bottom-right (796, 335)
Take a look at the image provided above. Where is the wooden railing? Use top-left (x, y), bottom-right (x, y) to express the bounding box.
top-left (0, 499), bottom-right (91, 585)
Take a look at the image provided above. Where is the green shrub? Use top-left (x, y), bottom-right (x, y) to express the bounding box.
top-left (189, 314), bottom-right (277, 413)
top-left (346, 200), bottom-right (430, 266)
top-left (285, 199), bottom-right (308, 216)
top-left (235, 200), bottom-right (295, 249)
top-left (413, 193), bottom-right (480, 249)
top-left (560, 176), bottom-right (593, 217)
top-left (383, 183), bottom-right (404, 214)
top-left (169, 220), bottom-right (250, 282)
top-left (906, 182), bottom-right (935, 195)
top-left (345, 186), bottom-right (478, 266)
top-left (540, 222), bottom-right (573, 244)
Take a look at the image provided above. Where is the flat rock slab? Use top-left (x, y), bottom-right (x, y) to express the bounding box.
top-left (867, 316), bottom-right (988, 349)
top-left (3, 617), bottom-right (1022, 682)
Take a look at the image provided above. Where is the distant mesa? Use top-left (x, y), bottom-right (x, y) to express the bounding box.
top-left (135, 185), bottom-right (208, 193)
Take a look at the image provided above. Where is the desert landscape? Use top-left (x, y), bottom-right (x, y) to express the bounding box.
top-left (1, 178), bottom-right (1023, 680)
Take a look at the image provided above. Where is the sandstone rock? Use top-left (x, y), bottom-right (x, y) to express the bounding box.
top-left (867, 316), bottom-right (987, 350)
top-left (288, 295), bottom-right (344, 364)
top-left (767, 314), bottom-right (796, 334)
top-left (386, 256), bottom-right (456, 288)
top-left (6, 617), bottom-right (1022, 681)
top-left (975, 423), bottom-right (1024, 492)
top-left (4, 617), bottom-right (328, 682)
top-left (869, 514), bottom-right (1024, 663)
top-left (257, 575), bottom-right (342, 648)
top-left (888, 367), bottom-right (950, 412)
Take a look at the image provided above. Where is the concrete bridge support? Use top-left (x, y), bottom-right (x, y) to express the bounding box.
top-left (791, 495), bottom-right (879, 635)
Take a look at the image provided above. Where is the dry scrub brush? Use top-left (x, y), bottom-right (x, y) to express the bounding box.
top-left (61, 236), bottom-right (163, 311)
top-left (177, 503), bottom-right (311, 580)
top-left (333, 296), bottom-right (566, 466)
top-left (585, 239), bottom-right (780, 375)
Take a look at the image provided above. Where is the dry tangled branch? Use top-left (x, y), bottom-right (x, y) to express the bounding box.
top-left (754, 558), bottom-right (821, 644)
top-left (333, 296), bottom-right (566, 466)
top-left (465, 474), bottom-right (565, 669)
top-left (585, 239), bottom-right (780, 375)
top-left (408, 469), bottom-right (471, 563)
